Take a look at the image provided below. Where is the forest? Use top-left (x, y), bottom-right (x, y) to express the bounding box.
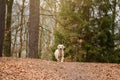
top-left (0, 0), bottom-right (120, 63)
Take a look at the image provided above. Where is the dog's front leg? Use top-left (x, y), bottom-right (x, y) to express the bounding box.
top-left (56, 57), bottom-right (60, 62)
top-left (55, 54), bottom-right (60, 62)
top-left (61, 57), bottom-right (64, 62)
top-left (60, 51), bottom-right (64, 62)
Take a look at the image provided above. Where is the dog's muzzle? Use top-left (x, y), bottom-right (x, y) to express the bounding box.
top-left (59, 48), bottom-right (62, 50)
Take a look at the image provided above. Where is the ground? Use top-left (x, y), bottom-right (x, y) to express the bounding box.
top-left (0, 57), bottom-right (120, 80)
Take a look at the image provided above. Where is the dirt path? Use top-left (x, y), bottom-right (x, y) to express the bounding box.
top-left (0, 57), bottom-right (120, 80)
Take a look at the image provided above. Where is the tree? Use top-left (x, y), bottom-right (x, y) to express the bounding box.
top-left (28, 0), bottom-right (40, 58)
top-left (84, 0), bottom-right (116, 62)
top-left (0, 0), bottom-right (6, 57)
top-left (19, 0), bottom-right (25, 58)
top-left (4, 0), bottom-right (14, 57)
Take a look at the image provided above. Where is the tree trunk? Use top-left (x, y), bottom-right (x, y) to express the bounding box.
top-left (0, 0), bottom-right (6, 57)
top-left (4, 0), bottom-right (14, 57)
top-left (19, 0), bottom-right (25, 58)
top-left (112, 0), bottom-right (116, 36)
top-left (111, 0), bottom-right (117, 48)
top-left (26, 22), bottom-right (29, 57)
top-left (12, 14), bottom-right (20, 57)
top-left (28, 0), bottom-right (40, 58)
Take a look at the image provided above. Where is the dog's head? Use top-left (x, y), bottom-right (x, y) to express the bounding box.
top-left (57, 44), bottom-right (65, 50)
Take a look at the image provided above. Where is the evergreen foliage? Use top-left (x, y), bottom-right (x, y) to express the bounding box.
top-left (52, 0), bottom-right (120, 63)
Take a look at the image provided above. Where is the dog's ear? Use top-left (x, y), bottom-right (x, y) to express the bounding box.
top-left (62, 45), bottom-right (65, 49)
top-left (57, 45), bottom-right (60, 49)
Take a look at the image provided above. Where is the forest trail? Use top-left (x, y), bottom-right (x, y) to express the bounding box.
top-left (0, 57), bottom-right (120, 80)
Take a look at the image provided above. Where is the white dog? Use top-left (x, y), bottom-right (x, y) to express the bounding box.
top-left (54, 44), bottom-right (65, 62)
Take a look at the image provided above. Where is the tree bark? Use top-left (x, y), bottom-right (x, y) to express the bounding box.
top-left (28, 0), bottom-right (40, 58)
top-left (4, 0), bottom-right (14, 57)
top-left (0, 0), bottom-right (6, 57)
